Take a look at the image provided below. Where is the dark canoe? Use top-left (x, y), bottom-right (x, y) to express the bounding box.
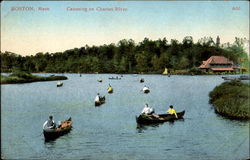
top-left (95, 96), bottom-right (105, 106)
top-left (136, 110), bottom-right (185, 124)
top-left (43, 118), bottom-right (72, 141)
top-left (57, 83), bottom-right (63, 87)
top-left (109, 77), bottom-right (121, 80)
top-left (239, 75), bottom-right (250, 80)
top-left (140, 79), bottom-right (144, 83)
top-left (222, 76), bottom-right (240, 81)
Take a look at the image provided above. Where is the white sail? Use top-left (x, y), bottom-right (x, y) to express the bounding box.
top-left (162, 68), bottom-right (168, 75)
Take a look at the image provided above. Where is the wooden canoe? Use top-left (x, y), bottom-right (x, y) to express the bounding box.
top-left (43, 117), bottom-right (72, 141)
top-left (136, 110), bottom-right (185, 124)
top-left (57, 83), bottom-right (63, 87)
top-left (143, 89), bottom-right (150, 93)
top-left (95, 96), bottom-right (105, 106)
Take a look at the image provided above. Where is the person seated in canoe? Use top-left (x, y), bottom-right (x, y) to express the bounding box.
top-left (142, 85), bottom-right (149, 91)
top-left (43, 115), bottom-right (56, 129)
top-left (95, 93), bottom-right (100, 103)
top-left (167, 105), bottom-right (178, 118)
top-left (107, 84), bottom-right (113, 93)
top-left (141, 104), bottom-right (159, 118)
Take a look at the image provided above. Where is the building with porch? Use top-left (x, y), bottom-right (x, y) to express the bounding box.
top-left (199, 56), bottom-right (239, 73)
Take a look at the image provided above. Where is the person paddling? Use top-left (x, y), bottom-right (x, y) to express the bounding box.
top-left (141, 104), bottom-right (159, 118)
top-left (43, 115), bottom-right (56, 129)
top-left (95, 93), bottom-right (100, 103)
top-left (107, 84), bottom-right (113, 93)
top-left (167, 105), bottom-right (178, 118)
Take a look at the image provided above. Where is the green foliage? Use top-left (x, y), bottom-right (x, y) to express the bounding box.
top-left (1, 37), bottom-right (249, 74)
top-left (209, 81), bottom-right (250, 119)
top-left (1, 72), bottom-right (67, 84)
top-left (10, 69), bottom-right (33, 79)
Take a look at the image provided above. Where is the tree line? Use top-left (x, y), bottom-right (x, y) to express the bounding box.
top-left (1, 36), bottom-right (249, 73)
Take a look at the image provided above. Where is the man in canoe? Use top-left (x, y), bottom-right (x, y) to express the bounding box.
top-left (167, 105), bottom-right (178, 118)
top-left (43, 115), bottom-right (56, 129)
top-left (141, 104), bottom-right (159, 118)
top-left (95, 93), bottom-right (100, 103)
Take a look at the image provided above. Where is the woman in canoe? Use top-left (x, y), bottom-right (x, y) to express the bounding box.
top-left (167, 105), bottom-right (178, 118)
top-left (107, 84), bottom-right (113, 93)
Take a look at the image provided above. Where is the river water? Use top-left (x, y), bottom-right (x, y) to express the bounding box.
top-left (1, 74), bottom-right (249, 160)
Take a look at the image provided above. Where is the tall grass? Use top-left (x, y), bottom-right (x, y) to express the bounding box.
top-left (1, 70), bottom-right (67, 84)
top-left (209, 81), bottom-right (250, 119)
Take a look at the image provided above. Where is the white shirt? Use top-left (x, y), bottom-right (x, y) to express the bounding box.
top-left (43, 120), bottom-right (55, 129)
top-left (143, 87), bottom-right (149, 91)
top-left (141, 106), bottom-right (153, 114)
top-left (95, 95), bottom-right (100, 102)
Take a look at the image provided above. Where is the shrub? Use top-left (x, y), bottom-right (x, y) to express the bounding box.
top-left (10, 70), bottom-right (33, 79)
top-left (209, 81), bottom-right (250, 119)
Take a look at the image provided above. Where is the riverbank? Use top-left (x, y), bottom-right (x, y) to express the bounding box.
top-left (209, 81), bottom-right (250, 120)
top-left (1, 71), bottom-right (67, 84)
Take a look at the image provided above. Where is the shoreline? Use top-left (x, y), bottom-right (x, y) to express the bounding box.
top-left (1, 75), bottom-right (68, 85)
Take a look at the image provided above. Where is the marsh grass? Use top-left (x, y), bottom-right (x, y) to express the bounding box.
top-left (209, 81), bottom-right (250, 120)
top-left (1, 70), bottom-right (67, 84)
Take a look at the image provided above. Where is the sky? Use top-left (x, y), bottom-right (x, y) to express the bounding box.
top-left (1, 1), bottom-right (249, 56)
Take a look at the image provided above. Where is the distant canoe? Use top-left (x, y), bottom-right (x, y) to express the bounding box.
top-left (97, 79), bottom-right (103, 82)
top-left (43, 117), bottom-right (72, 141)
top-left (95, 96), bottom-right (105, 106)
top-left (57, 82), bottom-right (63, 87)
top-left (143, 87), bottom-right (150, 93)
top-left (239, 75), bottom-right (250, 80)
top-left (108, 87), bottom-right (113, 93)
top-left (140, 78), bottom-right (144, 83)
top-left (222, 76), bottom-right (240, 81)
top-left (109, 77), bottom-right (121, 80)
top-left (136, 110), bottom-right (185, 125)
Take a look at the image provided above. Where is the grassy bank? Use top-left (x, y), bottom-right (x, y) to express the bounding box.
top-left (1, 71), bottom-right (67, 84)
top-left (209, 81), bottom-right (250, 120)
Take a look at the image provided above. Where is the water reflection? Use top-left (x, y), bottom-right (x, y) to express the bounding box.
top-left (44, 140), bottom-right (56, 149)
top-left (136, 123), bottom-right (161, 133)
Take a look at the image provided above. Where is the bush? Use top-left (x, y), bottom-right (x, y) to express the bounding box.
top-left (10, 70), bottom-right (33, 79)
top-left (188, 68), bottom-right (207, 75)
top-left (209, 81), bottom-right (250, 119)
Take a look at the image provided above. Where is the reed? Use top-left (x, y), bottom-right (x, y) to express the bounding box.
top-left (209, 81), bottom-right (250, 120)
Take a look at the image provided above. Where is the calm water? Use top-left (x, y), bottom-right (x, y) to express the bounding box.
top-left (1, 74), bottom-right (249, 160)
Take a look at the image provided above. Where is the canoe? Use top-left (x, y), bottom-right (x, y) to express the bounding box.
top-left (57, 82), bottom-right (63, 87)
top-left (143, 89), bottom-right (150, 93)
top-left (109, 77), bottom-right (121, 80)
top-left (97, 79), bottom-right (102, 82)
top-left (239, 75), bottom-right (250, 80)
top-left (222, 77), bottom-right (239, 81)
top-left (43, 117), bottom-right (72, 141)
top-left (95, 96), bottom-right (105, 106)
top-left (108, 87), bottom-right (113, 93)
top-left (136, 110), bottom-right (185, 124)
top-left (140, 78), bottom-right (144, 83)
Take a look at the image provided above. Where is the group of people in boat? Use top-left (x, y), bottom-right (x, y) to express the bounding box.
top-left (141, 104), bottom-right (178, 118)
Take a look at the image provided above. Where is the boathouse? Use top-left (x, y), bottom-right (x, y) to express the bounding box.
top-left (199, 56), bottom-right (238, 73)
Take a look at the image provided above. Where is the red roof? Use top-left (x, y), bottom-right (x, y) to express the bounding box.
top-left (211, 68), bottom-right (234, 71)
top-left (199, 56), bottom-right (234, 69)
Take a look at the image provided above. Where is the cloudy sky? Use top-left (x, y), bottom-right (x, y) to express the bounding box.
top-left (1, 1), bottom-right (249, 56)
